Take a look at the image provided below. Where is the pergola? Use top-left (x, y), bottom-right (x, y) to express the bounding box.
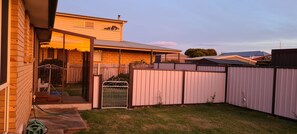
top-left (39, 29), bottom-right (96, 103)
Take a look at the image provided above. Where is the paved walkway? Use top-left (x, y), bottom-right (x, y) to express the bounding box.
top-left (30, 107), bottom-right (88, 134)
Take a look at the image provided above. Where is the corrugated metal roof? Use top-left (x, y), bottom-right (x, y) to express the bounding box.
top-left (221, 51), bottom-right (270, 57)
top-left (94, 39), bottom-right (181, 53)
top-left (203, 58), bottom-right (250, 65)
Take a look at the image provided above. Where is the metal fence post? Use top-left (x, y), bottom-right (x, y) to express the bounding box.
top-left (181, 70), bottom-right (186, 105)
top-left (271, 67), bottom-right (277, 115)
top-left (224, 65), bottom-right (229, 103)
top-left (98, 75), bottom-right (103, 109)
top-left (128, 63), bottom-right (134, 108)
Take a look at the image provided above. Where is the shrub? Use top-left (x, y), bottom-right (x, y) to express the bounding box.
top-left (107, 73), bottom-right (129, 82)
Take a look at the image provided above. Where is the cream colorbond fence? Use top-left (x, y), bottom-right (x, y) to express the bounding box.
top-left (128, 66), bottom-right (297, 120)
top-left (132, 70), bottom-right (183, 106)
top-left (226, 67), bottom-right (274, 113)
top-left (184, 71), bottom-right (226, 104)
top-left (131, 69), bottom-right (226, 106)
top-left (274, 69), bottom-right (297, 120)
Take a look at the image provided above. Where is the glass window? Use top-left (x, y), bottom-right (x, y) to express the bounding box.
top-left (47, 48), bottom-right (54, 59)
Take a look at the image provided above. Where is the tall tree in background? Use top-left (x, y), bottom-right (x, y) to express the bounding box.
top-left (185, 48), bottom-right (217, 58)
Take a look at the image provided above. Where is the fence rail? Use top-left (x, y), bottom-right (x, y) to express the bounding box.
top-left (154, 63), bottom-right (225, 72)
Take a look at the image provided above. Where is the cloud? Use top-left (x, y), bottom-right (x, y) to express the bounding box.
top-left (150, 41), bottom-right (177, 46)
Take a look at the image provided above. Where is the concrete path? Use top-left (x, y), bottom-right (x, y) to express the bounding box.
top-left (30, 107), bottom-right (88, 134)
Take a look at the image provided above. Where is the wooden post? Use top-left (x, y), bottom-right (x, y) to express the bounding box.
top-left (61, 33), bottom-right (65, 103)
top-left (164, 54), bottom-right (167, 62)
top-left (66, 63), bottom-right (69, 83)
top-left (88, 39), bottom-right (94, 103)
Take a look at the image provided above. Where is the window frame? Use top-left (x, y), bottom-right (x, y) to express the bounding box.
top-left (0, 0), bottom-right (8, 86)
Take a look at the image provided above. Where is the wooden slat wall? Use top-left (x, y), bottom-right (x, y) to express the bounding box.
top-left (9, 0), bottom-right (34, 132)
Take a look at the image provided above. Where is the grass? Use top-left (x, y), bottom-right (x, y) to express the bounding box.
top-left (78, 104), bottom-right (297, 134)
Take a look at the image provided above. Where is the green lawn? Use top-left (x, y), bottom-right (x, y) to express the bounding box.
top-left (78, 104), bottom-right (297, 134)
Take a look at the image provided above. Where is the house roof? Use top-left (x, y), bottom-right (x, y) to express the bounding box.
top-left (56, 12), bottom-right (127, 24)
top-left (185, 55), bottom-right (257, 64)
top-left (202, 58), bottom-right (250, 65)
top-left (221, 51), bottom-right (270, 57)
top-left (94, 39), bottom-right (181, 53)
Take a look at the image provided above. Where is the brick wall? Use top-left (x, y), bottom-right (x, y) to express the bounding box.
top-left (68, 50), bottom-right (83, 64)
top-left (95, 49), bottom-right (156, 64)
top-left (9, 0), bottom-right (34, 132)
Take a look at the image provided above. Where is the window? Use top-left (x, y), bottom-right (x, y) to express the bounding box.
top-left (85, 21), bottom-right (94, 29)
top-left (0, 0), bottom-right (8, 85)
top-left (47, 48), bottom-right (54, 59)
top-left (74, 21), bottom-right (94, 29)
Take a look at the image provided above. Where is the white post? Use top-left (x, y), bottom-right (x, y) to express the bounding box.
top-left (97, 63), bottom-right (101, 75)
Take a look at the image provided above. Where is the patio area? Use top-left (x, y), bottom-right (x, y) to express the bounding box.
top-left (29, 108), bottom-right (88, 134)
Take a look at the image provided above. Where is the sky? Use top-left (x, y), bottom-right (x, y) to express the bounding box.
top-left (57, 0), bottom-right (297, 54)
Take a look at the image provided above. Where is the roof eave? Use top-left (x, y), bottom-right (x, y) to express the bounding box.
top-left (56, 12), bottom-right (128, 24)
top-left (94, 45), bottom-right (181, 53)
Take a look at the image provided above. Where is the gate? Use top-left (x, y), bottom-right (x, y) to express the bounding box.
top-left (102, 81), bottom-right (129, 109)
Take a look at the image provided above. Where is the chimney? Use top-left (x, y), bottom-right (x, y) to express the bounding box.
top-left (118, 15), bottom-right (121, 20)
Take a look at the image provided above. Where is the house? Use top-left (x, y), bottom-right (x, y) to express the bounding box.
top-left (185, 55), bottom-right (257, 65)
top-left (155, 53), bottom-right (188, 63)
top-left (221, 51), bottom-right (270, 60)
top-left (190, 58), bottom-right (252, 66)
top-left (0, 0), bottom-right (58, 133)
top-left (39, 12), bottom-right (181, 81)
top-left (271, 48), bottom-right (297, 67)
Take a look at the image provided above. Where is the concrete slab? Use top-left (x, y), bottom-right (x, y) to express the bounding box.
top-left (30, 108), bottom-right (88, 133)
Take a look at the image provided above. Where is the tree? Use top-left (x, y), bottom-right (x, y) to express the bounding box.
top-left (184, 48), bottom-right (217, 58)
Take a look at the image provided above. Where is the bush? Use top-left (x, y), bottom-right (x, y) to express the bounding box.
top-left (107, 73), bottom-right (129, 82)
top-left (38, 59), bottom-right (63, 85)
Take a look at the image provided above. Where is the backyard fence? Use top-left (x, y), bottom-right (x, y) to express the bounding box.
top-left (67, 64), bottom-right (83, 83)
top-left (154, 63), bottom-right (225, 72)
top-left (130, 69), bottom-right (226, 106)
top-left (92, 65), bottom-right (297, 120)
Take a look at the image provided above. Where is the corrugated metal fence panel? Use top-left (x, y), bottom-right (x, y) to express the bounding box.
top-left (175, 64), bottom-right (196, 71)
top-left (184, 72), bottom-right (226, 104)
top-left (197, 66), bottom-right (225, 72)
top-left (227, 67), bottom-right (274, 113)
top-left (132, 70), bottom-right (183, 106)
top-left (158, 63), bottom-right (175, 70)
top-left (275, 69), bottom-right (297, 120)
